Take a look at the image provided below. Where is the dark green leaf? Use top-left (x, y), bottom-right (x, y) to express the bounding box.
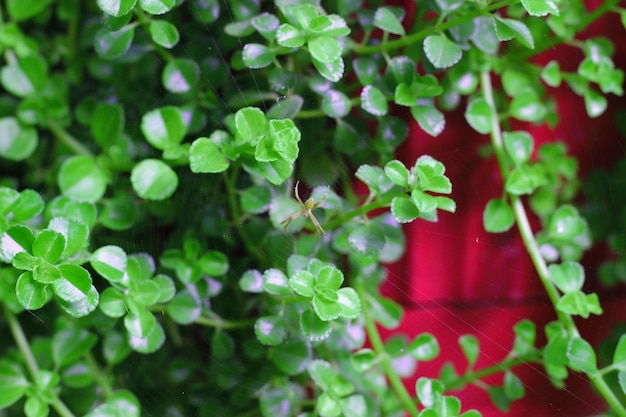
top-left (52, 327), bottom-right (97, 367)
top-left (254, 315), bottom-right (286, 345)
top-left (162, 58), bottom-right (200, 94)
top-left (300, 309), bottom-right (332, 341)
top-left (167, 289), bottom-right (201, 324)
top-left (0, 55), bottom-right (47, 97)
top-left (353, 58), bottom-right (378, 86)
top-left (269, 339), bottom-right (310, 375)
top-left (7, 0), bottom-right (53, 20)
top-left (92, 102), bottom-right (125, 148)
top-left (321, 90), bottom-right (352, 118)
top-left (198, 250), bottom-right (228, 276)
top-left (94, 26), bottom-right (135, 60)
top-left (360, 85), bottom-right (388, 116)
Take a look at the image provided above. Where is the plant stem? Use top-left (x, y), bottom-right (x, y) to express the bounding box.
top-left (85, 352), bottom-right (114, 398)
top-left (224, 167), bottom-right (269, 266)
top-left (324, 196), bottom-right (394, 231)
top-left (3, 305), bottom-right (77, 417)
top-left (480, 70), bottom-right (626, 416)
top-left (355, 283), bottom-right (420, 417)
top-left (47, 120), bottom-right (94, 157)
top-left (195, 312), bottom-right (256, 329)
top-left (351, 0), bottom-right (517, 55)
top-left (444, 354), bottom-right (538, 391)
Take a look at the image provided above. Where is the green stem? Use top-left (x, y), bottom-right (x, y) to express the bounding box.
top-left (355, 283), bottom-right (420, 417)
top-left (224, 167), bottom-right (268, 266)
top-left (324, 196), bottom-right (393, 231)
top-left (480, 70), bottom-right (626, 416)
top-left (351, 0), bottom-right (517, 55)
top-left (194, 313), bottom-right (256, 329)
top-left (47, 120), bottom-right (93, 157)
top-left (3, 305), bottom-right (77, 417)
top-left (85, 352), bottom-right (114, 398)
top-left (445, 354), bottom-right (539, 391)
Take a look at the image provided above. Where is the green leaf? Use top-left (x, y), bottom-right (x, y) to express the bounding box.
top-left (423, 34), bottom-right (462, 69)
top-left (16, 272), bottom-right (48, 310)
top-left (0, 361), bottom-right (29, 408)
top-left (309, 15), bottom-right (350, 37)
top-left (410, 105), bottom-right (445, 137)
top-left (94, 26), bottom-right (135, 60)
top-left (103, 331), bottom-right (131, 365)
top-left (566, 337), bottom-right (597, 373)
top-left (583, 88), bottom-right (607, 118)
top-left (92, 102), bottom-right (125, 148)
top-left (318, 392), bottom-right (341, 417)
top-left (471, 16), bottom-right (499, 54)
top-left (459, 334), bottom-right (479, 368)
top-left (464, 98), bottom-right (492, 134)
top-left (141, 106), bottom-right (186, 150)
top-left (366, 293), bottom-right (403, 329)
top-left (313, 291), bottom-right (342, 321)
top-left (99, 287), bottom-right (127, 317)
top-left (373, 7), bottom-right (405, 35)
top-left (251, 13), bottom-right (280, 41)
top-left (289, 270), bottom-right (316, 297)
top-left (124, 309), bottom-right (156, 338)
top-left (58, 155), bottom-right (107, 203)
top-left (130, 279), bottom-right (160, 306)
top-left (483, 198), bottom-right (515, 233)
top-left (211, 331), bottom-right (235, 359)
top-left (321, 90), bottom-right (352, 118)
top-left (52, 327), bottom-right (97, 368)
top-left (54, 264), bottom-right (93, 302)
top-left (300, 309), bottom-right (332, 341)
top-left (353, 58), bottom-right (378, 86)
top-left (12, 189), bottom-right (44, 222)
top-left (312, 56), bottom-right (345, 82)
top-left (503, 371), bottom-right (525, 399)
top-left (148, 20), bottom-right (179, 48)
top-left (235, 107), bottom-right (266, 143)
top-left (48, 217), bottom-right (88, 257)
top-left (307, 359), bottom-right (335, 391)
top-left (503, 131), bottom-right (533, 166)
top-left (350, 349), bottom-right (376, 372)
top-left (391, 195), bottom-right (420, 223)
top-left (0, 55), bottom-right (47, 97)
top-left (91, 245), bottom-right (127, 283)
top-left (360, 85), bottom-right (388, 116)
top-left (263, 268), bottom-right (292, 295)
top-left (167, 290), bottom-right (201, 324)
top-left (276, 23), bottom-right (306, 47)
top-left (189, 136), bottom-right (230, 173)
top-left (243, 43), bottom-right (276, 69)
top-left (348, 224), bottom-right (385, 256)
top-left (254, 315), bottom-right (286, 345)
top-left (7, 0), bottom-right (53, 20)
top-left (308, 36), bottom-right (342, 64)
top-left (548, 261), bottom-right (584, 293)
top-left (317, 266), bottom-right (344, 290)
top-left (415, 377), bottom-right (443, 408)
top-left (336, 287), bottom-right (361, 319)
top-left (557, 291), bottom-right (602, 318)
top-left (549, 204), bottom-right (586, 240)
top-left (505, 165), bottom-right (544, 195)
top-left (619, 371), bottom-right (626, 396)
top-left (0, 117), bottom-right (38, 161)
top-left (198, 250), bottom-right (228, 276)
top-left (541, 60), bottom-right (562, 87)
top-left (32, 230), bottom-right (65, 263)
top-left (409, 333), bottom-right (440, 361)
top-left (139, 0), bottom-right (175, 15)
top-left (0, 224), bottom-right (35, 263)
top-left (128, 319), bottom-right (165, 353)
top-left (510, 89), bottom-right (547, 122)
top-left (341, 395), bottom-right (368, 417)
top-left (520, 0), bottom-right (559, 16)
top-left (162, 58), bottom-right (199, 94)
top-left (131, 159), bottom-right (178, 200)
top-left (493, 16), bottom-right (534, 49)
top-left (613, 335), bottom-right (626, 371)
top-left (269, 339), bottom-right (311, 375)
top-left (239, 269), bottom-right (264, 293)
top-left (96, 0), bottom-right (137, 17)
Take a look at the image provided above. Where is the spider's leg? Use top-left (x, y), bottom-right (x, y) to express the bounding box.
top-left (309, 212), bottom-right (326, 235)
top-left (294, 180), bottom-right (304, 206)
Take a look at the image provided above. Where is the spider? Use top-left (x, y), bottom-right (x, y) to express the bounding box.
top-left (281, 181), bottom-right (327, 235)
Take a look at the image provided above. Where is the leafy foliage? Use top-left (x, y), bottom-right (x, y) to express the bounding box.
top-left (0, 1), bottom-right (624, 417)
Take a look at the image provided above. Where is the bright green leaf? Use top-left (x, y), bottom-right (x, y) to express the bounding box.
top-left (148, 20), bottom-right (179, 48)
top-left (0, 117), bottom-right (38, 161)
top-left (483, 198), bottom-right (514, 233)
top-left (361, 85), bottom-right (388, 116)
top-left (373, 7), bottom-right (405, 35)
top-left (424, 34), bottom-right (462, 69)
top-left (58, 155), bottom-right (107, 203)
top-left (131, 159), bottom-right (178, 200)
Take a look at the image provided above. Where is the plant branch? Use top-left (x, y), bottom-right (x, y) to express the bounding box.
top-left (47, 120), bottom-right (94, 157)
top-left (351, 0), bottom-right (517, 55)
top-left (356, 283), bottom-right (420, 417)
top-left (4, 305), bottom-right (77, 417)
top-left (85, 352), bottom-right (114, 398)
top-left (444, 354), bottom-right (539, 391)
top-left (481, 70), bottom-right (626, 416)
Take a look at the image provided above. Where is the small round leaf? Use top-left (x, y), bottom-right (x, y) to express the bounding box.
top-left (58, 155), bottom-right (107, 203)
top-left (131, 159), bottom-right (178, 200)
